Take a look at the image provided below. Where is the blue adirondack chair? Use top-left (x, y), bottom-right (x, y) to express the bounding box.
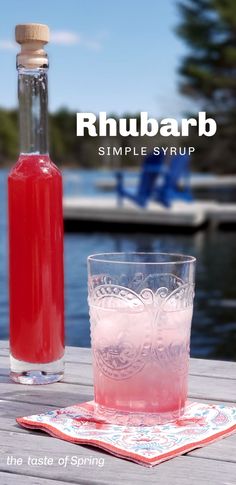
top-left (154, 153), bottom-right (193, 207)
top-left (116, 152), bottom-right (165, 207)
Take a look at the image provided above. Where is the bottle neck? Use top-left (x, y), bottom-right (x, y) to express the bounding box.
top-left (18, 67), bottom-right (49, 155)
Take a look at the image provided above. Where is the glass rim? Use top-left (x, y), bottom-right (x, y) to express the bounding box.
top-left (87, 252), bottom-right (196, 265)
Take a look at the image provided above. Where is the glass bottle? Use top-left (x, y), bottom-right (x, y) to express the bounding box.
top-left (8, 24), bottom-right (65, 384)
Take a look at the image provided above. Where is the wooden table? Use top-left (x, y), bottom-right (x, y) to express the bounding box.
top-left (0, 341), bottom-right (235, 485)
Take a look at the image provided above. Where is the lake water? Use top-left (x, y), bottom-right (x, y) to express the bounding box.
top-left (0, 169), bottom-right (235, 361)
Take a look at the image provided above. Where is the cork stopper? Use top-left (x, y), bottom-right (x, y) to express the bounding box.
top-left (15, 23), bottom-right (49, 69)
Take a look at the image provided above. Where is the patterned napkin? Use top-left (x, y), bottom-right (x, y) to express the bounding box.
top-left (17, 401), bottom-right (236, 467)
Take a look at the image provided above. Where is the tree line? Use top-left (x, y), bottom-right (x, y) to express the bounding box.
top-left (0, 106), bottom-right (234, 173)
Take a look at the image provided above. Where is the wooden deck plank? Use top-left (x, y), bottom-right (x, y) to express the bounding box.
top-left (0, 380), bottom-right (93, 408)
top-left (0, 429), bottom-right (236, 484)
top-left (0, 471), bottom-right (76, 485)
top-left (188, 374), bottom-right (236, 402)
top-left (0, 341), bottom-right (235, 484)
top-left (189, 358), bottom-right (236, 380)
top-left (0, 371), bottom-right (235, 404)
top-left (63, 196), bottom-right (236, 229)
top-left (0, 355), bottom-right (94, 386)
top-left (3, 354), bottom-right (236, 384)
top-left (0, 368), bottom-right (235, 407)
top-left (63, 196), bottom-right (207, 228)
top-left (0, 342), bottom-right (235, 379)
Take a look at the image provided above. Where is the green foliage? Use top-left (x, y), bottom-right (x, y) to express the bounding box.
top-left (0, 109), bottom-right (18, 164)
top-left (177, 0), bottom-right (236, 172)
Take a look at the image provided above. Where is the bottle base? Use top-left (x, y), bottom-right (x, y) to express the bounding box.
top-left (10, 354), bottom-right (64, 385)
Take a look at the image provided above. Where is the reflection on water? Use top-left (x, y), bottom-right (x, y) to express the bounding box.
top-left (0, 169), bottom-right (235, 360)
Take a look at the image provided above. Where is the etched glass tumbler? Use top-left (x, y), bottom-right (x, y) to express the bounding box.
top-left (88, 252), bottom-right (196, 425)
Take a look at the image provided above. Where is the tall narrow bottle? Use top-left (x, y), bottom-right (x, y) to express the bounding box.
top-left (8, 24), bottom-right (65, 384)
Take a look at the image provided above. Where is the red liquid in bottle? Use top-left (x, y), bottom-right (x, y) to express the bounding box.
top-left (8, 154), bottom-right (64, 363)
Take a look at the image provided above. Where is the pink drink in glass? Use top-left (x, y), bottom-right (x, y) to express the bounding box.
top-left (90, 297), bottom-right (193, 423)
top-left (88, 252), bottom-right (195, 425)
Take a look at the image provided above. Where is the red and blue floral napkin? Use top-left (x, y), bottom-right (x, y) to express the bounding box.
top-left (17, 401), bottom-right (236, 467)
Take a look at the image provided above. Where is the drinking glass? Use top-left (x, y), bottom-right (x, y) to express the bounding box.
top-left (88, 252), bottom-right (196, 425)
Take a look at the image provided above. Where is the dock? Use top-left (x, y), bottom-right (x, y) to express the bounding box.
top-left (63, 197), bottom-right (236, 230)
top-left (95, 174), bottom-right (236, 191)
top-left (0, 341), bottom-right (235, 484)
